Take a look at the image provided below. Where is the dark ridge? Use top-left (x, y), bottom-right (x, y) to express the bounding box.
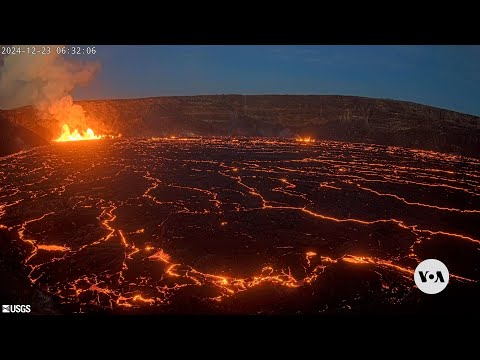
top-left (0, 111), bottom-right (49, 157)
top-left (2, 95), bottom-right (479, 157)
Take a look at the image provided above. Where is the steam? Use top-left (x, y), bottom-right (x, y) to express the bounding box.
top-left (0, 46), bottom-right (100, 132)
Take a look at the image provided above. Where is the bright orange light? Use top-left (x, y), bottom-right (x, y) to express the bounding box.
top-left (37, 244), bottom-right (70, 251)
top-left (296, 137), bottom-right (315, 143)
top-left (320, 256), bottom-right (337, 264)
top-left (133, 294), bottom-right (155, 304)
top-left (148, 249), bottom-right (171, 263)
top-left (54, 124), bottom-right (102, 142)
top-left (305, 251), bottom-right (317, 267)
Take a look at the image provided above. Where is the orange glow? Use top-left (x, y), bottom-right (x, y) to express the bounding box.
top-left (54, 124), bottom-right (102, 142)
top-left (319, 182), bottom-right (342, 190)
top-left (133, 294), bottom-right (155, 304)
top-left (37, 244), bottom-right (70, 251)
top-left (356, 183), bottom-right (480, 214)
top-left (342, 255), bottom-right (414, 276)
top-left (148, 249), bottom-right (171, 263)
top-left (320, 256), bottom-right (338, 264)
top-left (305, 251), bottom-right (317, 267)
top-left (118, 230), bottom-right (128, 246)
top-left (296, 137), bottom-right (315, 143)
top-left (5, 136), bottom-right (479, 312)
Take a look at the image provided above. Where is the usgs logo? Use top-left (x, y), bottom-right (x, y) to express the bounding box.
top-left (414, 259), bottom-right (449, 294)
top-left (2, 305), bottom-right (31, 313)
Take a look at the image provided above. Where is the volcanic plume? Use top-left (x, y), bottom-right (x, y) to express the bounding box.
top-left (0, 46), bottom-right (100, 140)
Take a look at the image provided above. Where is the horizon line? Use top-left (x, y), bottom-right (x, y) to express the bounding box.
top-left (3, 94), bottom-right (479, 117)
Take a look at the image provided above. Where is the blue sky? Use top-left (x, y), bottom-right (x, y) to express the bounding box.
top-left (72, 45), bottom-right (480, 116)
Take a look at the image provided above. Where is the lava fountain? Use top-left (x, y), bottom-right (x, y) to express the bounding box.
top-left (54, 124), bottom-right (103, 142)
top-left (296, 137), bottom-right (315, 143)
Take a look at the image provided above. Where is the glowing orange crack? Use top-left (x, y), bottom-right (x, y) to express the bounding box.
top-left (37, 244), bottom-right (70, 251)
top-left (228, 168), bottom-right (480, 243)
top-left (7, 138), bottom-right (480, 311)
top-left (342, 255), bottom-right (476, 283)
top-left (356, 183), bottom-right (480, 214)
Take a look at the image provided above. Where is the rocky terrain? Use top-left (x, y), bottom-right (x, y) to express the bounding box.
top-left (0, 138), bottom-right (478, 314)
top-left (2, 95), bottom-right (479, 157)
top-left (0, 111), bottom-right (48, 157)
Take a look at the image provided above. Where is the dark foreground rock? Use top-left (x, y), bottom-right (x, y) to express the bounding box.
top-left (0, 138), bottom-right (478, 314)
top-left (0, 227), bottom-right (62, 314)
top-left (0, 111), bottom-right (48, 157)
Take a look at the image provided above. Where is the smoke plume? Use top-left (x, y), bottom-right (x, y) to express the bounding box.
top-left (0, 46), bottom-right (100, 132)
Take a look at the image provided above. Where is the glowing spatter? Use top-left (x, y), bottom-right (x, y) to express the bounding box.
top-left (55, 124), bottom-right (102, 142)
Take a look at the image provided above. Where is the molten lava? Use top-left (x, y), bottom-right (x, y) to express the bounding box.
top-left (296, 137), bottom-right (315, 143)
top-left (54, 124), bottom-right (102, 142)
top-left (1, 137), bottom-right (479, 313)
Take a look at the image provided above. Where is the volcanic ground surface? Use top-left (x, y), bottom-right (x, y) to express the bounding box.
top-left (0, 137), bottom-right (479, 314)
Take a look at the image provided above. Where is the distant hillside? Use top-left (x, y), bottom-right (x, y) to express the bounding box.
top-left (2, 95), bottom-right (480, 157)
top-left (0, 111), bottom-right (48, 157)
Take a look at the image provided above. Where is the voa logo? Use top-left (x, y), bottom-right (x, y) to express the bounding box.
top-left (2, 305), bottom-right (31, 313)
top-left (414, 259), bottom-right (449, 294)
